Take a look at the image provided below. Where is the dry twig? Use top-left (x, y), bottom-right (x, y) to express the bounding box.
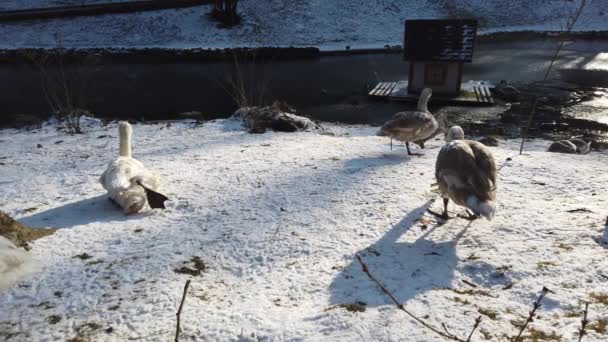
top-left (175, 280), bottom-right (191, 342)
top-left (514, 287), bottom-right (549, 342)
top-left (462, 280), bottom-right (478, 288)
top-left (355, 253), bottom-right (468, 341)
top-left (578, 302), bottom-right (589, 342)
top-left (466, 316), bottom-right (482, 342)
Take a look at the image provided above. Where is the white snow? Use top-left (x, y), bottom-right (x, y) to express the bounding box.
top-left (0, 0), bottom-right (606, 49)
top-left (1, 118), bottom-right (607, 341)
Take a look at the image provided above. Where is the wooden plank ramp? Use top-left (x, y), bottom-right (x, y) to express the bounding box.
top-left (368, 81), bottom-right (495, 106)
top-left (473, 85), bottom-right (494, 104)
top-left (368, 81), bottom-right (398, 97)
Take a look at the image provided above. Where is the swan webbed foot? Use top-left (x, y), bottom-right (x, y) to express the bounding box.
top-left (426, 208), bottom-right (452, 221)
top-left (457, 210), bottom-right (479, 221)
top-left (406, 142), bottom-right (423, 156)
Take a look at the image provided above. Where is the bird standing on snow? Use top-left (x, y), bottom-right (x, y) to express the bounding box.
top-left (100, 121), bottom-right (168, 214)
top-left (378, 88), bottom-right (445, 155)
top-left (432, 126), bottom-right (497, 220)
top-left (0, 236), bottom-right (35, 291)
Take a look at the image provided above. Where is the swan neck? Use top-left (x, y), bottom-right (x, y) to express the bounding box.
top-left (119, 124), bottom-right (132, 158)
top-left (417, 92), bottom-right (431, 112)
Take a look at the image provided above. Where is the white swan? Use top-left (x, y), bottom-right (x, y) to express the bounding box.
top-left (100, 122), bottom-right (167, 214)
top-left (432, 126), bottom-right (497, 220)
top-left (0, 236), bottom-right (35, 291)
top-left (378, 88), bottom-right (445, 155)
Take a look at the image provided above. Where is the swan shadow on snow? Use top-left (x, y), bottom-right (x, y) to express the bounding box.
top-left (19, 195), bottom-right (142, 229)
top-left (329, 200), bottom-right (469, 308)
top-left (342, 153), bottom-right (411, 174)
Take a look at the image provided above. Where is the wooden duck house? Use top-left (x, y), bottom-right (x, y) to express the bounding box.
top-left (404, 19), bottom-right (477, 96)
top-left (368, 18), bottom-right (493, 105)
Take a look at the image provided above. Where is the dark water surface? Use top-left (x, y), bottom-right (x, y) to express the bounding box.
top-left (0, 39), bottom-right (606, 125)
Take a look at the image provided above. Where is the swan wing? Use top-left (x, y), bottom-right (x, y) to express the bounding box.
top-left (382, 111), bottom-right (433, 132)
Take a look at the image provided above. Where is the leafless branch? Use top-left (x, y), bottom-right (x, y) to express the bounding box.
top-left (514, 287), bottom-right (550, 342)
top-left (355, 253), bottom-right (467, 342)
top-left (577, 302), bottom-right (589, 342)
top-left (519, 0), bottom-right (587, 154)
top-left (466, 316), bottom-right (482, 342)
top-left (219, 50), bottom-right (271, 109)
top-left (23, 46), bottom-right (97, 134)
top-left (175, 280), bottom-right (191, 342)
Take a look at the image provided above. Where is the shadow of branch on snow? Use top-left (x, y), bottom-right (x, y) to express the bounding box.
top-left (329, 200), bottom-right (470, 308)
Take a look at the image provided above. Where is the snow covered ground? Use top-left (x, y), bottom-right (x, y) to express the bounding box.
top-left (1, 118), bottom-right (607, 341)
top-left (0, 0), bottom-right (606, 49)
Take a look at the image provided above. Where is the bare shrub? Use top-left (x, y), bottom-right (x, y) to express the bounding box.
top-left (221, 50), bottom-right (271, 108)
top-left (24, 37), bottom-right (98, 134)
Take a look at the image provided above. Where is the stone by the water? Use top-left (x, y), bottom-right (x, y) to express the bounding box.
top-left (233, 103), bottom-right (325, 134)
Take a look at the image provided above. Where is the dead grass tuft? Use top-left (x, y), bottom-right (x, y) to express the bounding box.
top-left (589, 319), bottom-right (607, 334)
top-left (590, 292), bottom-right (608, 305)
top-left (477, 307), bottom-right (499, 320)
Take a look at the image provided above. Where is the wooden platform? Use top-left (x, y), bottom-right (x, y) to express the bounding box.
top-left (368, 81), bottom-right (495, 106)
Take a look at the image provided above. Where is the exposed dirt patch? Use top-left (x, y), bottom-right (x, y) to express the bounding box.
top-left (174, 256), bottom-right (207, 276)
top-left (46, 315), bottom-right (62, 325)
top-left (325, 302), bottom-right (367, 313)
top-left (73, 253), bottom-right (93, 260)
top-left (507, 328), bottom-right (562, 341)
top-left (67, 322), bottom-right (103, 342)
top-left (590, 292), bottom-right (608, 305)
top-left (589, 319), bottom-right (607, 334)
top-left (477, 307), bottom-right (499, 320)
top-left (450, 288), bottom-right (497, 298)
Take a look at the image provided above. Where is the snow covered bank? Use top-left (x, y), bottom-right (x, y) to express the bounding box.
top-left (0, 119), bottom-right (607, 341)
top-left (0, 0), bottom-right (606, 49)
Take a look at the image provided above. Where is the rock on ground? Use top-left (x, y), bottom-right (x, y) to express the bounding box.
top-left (233, 103), bottom-right (325, 134)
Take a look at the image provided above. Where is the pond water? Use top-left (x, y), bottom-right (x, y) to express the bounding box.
top-left (1, 40), bottom-right (607, 128)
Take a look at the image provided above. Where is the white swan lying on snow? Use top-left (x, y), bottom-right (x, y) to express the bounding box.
top-left (0, 236), bottom-right (35, 291)
top-left (100, 121), bottom-right (168, 214)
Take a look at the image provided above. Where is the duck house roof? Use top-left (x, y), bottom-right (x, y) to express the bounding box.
top-left (403, 19), bottom-right (477, 63)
